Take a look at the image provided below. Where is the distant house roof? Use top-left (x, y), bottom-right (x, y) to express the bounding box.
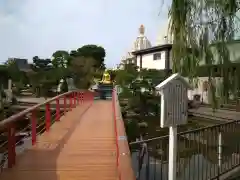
top-left (131, 44), bottom-right (172, 56)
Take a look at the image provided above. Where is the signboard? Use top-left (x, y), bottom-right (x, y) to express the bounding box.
top-left (156, 73), bottom-right (191, 128)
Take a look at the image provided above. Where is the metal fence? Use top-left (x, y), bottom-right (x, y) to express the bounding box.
top-left (130, 120), bottom-right (240, 180)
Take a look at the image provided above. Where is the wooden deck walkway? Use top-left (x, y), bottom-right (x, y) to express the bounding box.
top-left (0, 101), bottom-right (119, 180)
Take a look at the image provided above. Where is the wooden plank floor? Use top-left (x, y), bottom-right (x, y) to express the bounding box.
top-left (0, 101), bottom-right (118, 180)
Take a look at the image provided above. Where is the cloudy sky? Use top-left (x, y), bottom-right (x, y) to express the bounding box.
top-left (0, 0), bottom-right (170, 67)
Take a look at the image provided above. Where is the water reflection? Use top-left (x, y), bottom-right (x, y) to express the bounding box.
top-left (0, 135), bottom-right (32, 171)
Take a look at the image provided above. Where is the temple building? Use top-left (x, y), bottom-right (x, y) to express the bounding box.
top-left (132, 19), bottom-right (173, 71)
top-left (118, 25), bottom-right (152, 69)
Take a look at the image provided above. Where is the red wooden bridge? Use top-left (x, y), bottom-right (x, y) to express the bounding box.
top-left (0, 90), bottom-right (135, 180)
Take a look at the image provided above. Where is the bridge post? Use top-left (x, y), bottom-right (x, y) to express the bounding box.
top-left (80, 92), bottom-right (83, 104)
top-left (64, 95), bottom-right (67, 114)
top-left (70, 93), bottom-right (73, 110)
top-left (79, 92), bottom-right (82, 105)
top-left (77, 92), bottom-right (79, 104)
top-left (45, 103), bottom-right (51, 132)
top-left (74, 92), bottom-right (76, 106)
top-left (72, 92), bottom-right (75, 107)
top-left (75, 92), bottom-right (77, 105)
top-left (31, 110), bottom-right (37, 145)
top-left (56, 98), bottom-right (60, 121)
top-left (83, 92), bottom-right (85, 104)
top-left (76, 92), bottom-right (78, 106)
top-left (7, 124), bottom-right (16, 168)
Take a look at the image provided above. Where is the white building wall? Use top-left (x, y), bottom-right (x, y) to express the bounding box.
top-left (136, 50), bottom-right (169, 70)
top-left (185, 77), bottom-right (224, 104)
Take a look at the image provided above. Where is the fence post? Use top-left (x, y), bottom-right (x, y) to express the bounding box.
top-left (217, 130), bottom-right (222, 179)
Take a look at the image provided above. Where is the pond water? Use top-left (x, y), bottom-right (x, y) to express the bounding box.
top-left (0, 137), bottom-right (32, 170)
top-left (126, 116), bottom-right (240, 180)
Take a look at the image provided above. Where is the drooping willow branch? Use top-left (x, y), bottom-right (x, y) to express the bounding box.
top-left (168, 0), bottom-right (239, 107)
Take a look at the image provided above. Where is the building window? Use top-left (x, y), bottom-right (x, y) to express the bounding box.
top-left (153, 53), bottom-right (161, 60)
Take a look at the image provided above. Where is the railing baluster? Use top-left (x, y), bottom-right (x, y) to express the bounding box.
top-left (0, 91), bottom-right (82, 171)
top-left (73, 92), bottom-right (75, 107)
top-left (56, 98), bottom-right (60, 121)
top-left (64, 95), bottom-right (67, 115)
top-left (74, 92), bottom-right (77, 106)
top-left (45, 103), bottom-right (51, 132)
top-left (31, 110), bottom-right (37, 145)
top-left (7, 124), bottom-right (16, 168)
top-left (81, 92), bottom-right (83, 104)
top-left (70, 93), bottom-right (73, 110)
top-left (78, 92), bottom-right (81, 104)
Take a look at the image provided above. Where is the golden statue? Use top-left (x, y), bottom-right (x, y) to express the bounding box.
top-left (100, 71), bottom-right (112, 84)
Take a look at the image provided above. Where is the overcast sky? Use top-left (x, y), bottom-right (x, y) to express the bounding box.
top-left (0, 0), bottom-right (170, 67)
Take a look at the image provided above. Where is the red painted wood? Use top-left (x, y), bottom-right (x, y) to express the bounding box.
top-left (64, 95), bottom-right (67, 115)
top-left (70, 95), bottom-right (73, 110)
top-left (0, 91), bottom-right (75, 129)
top-left (56, 98), bottom-right (60, 121)
top-left (31, 110), bottom-right (37, 145)
top-left (45, 103), bottom-right (51, 132)
top-left (7, 124), bottom-right (16, 168)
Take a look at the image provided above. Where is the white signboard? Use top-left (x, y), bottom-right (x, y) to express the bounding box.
top-left (156, 73), bottom-right (191, 128)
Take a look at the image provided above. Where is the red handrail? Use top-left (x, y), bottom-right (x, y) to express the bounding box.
top-left (112, 89), bottom-right (121, 179)
top-left (0, 91), bottom-right (73, 128)
top-left (112, 88), bottom-right (135, 180)
top-left (0, 90), bottom-right (94, 170)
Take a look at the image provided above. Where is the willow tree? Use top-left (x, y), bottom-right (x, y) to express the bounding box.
top-left (168, 0), bottom-right (240, 107)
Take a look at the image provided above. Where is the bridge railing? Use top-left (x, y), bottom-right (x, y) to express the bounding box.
top-left (112, 88), bottom-right (135, 180)
top-left (130, 120), bottom-right (240, 180)
top-left (0, 90), bottom-right (94, 172)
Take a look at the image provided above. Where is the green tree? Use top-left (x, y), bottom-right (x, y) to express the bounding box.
top-left (32, 56), bottom-right (52, 70)
top-left (52, 50), bottom-right (70, 68)
top-left (115, 64), bottom-right (138, 86)
top-left (116, 67), bottom-right (162, 118)
top-left (69, 45), bottom-right (106, 89)
top-left (29, 57), bottom-right (54, 97)
top-left (0, 65), bottom-right (9, 89)
top-left (77, 45), bottom-right (106, 69)
top-left (3, 60), bottom-right (29, 91)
